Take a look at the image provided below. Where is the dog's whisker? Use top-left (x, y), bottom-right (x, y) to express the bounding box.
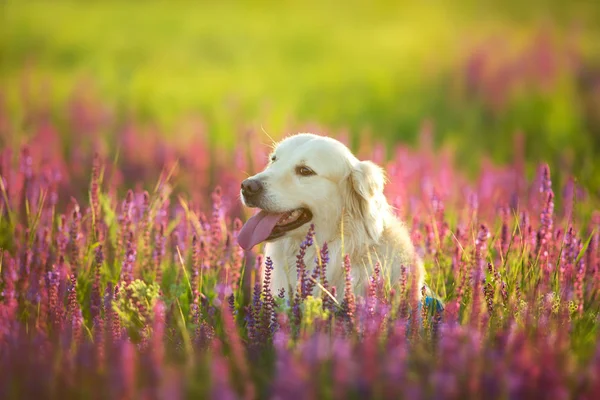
top-left (260, 124), bottom-right (277, 147)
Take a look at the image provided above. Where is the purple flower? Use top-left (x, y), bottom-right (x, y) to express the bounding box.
top-left (341, 255), bottom-right (356, 330)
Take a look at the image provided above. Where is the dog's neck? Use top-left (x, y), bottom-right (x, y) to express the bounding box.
top-left (265, 234), bottom-right (359, 298)
top-left (281, 205), bottom-right (392, 263)
top-left (264, 203), bottom-right (404, 299)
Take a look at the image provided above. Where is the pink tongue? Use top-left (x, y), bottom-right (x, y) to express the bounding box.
top-left (237, 210), bottom-right (285, 250)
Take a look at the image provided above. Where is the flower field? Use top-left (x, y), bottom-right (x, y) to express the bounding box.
top-left (0, 91), bottom-right (599, 399)
top-left (2, 1), bottom-right (600, 398)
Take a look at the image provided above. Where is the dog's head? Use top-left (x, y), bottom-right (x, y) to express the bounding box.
top-left (238, 133), bottom-right (389, 250)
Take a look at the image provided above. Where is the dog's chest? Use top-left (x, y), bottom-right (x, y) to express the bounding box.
top-left (264, 240), bottom-right (367, 299)
top-left (265, 241), bottom-right (319, 296)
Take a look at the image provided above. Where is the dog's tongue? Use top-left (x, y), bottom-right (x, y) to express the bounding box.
top-left (237, 210), bottom-right (284, 250)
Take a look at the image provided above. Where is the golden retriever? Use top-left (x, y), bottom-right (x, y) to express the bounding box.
top-left (238, 133), bottom-right (424, 299)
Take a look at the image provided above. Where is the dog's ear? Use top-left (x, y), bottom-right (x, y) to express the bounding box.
top-left (345, 160), bottom-right (388, 241)
top-left (351, 160), bottom-right (385, 201)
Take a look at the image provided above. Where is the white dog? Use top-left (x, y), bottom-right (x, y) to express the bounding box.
top-left (238, 133), bottom-right (424, 300)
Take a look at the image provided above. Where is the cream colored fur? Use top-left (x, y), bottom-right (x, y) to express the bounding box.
top-left (242, 133), bottom-right (424, 300)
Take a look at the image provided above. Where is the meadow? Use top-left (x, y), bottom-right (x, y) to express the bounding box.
top-left (1, 93), bottom-right (599, 398)
top-left (1, 1), bottom-right (600, 399)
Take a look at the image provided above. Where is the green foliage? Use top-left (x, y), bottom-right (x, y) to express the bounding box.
top-left (301, 295), bottom-right (330, 327)
top-left (0, 218), bottom-right (15, 253)
top-left (113, 279), bottom-right (161, 332)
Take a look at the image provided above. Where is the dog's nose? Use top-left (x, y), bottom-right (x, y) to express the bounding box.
top-left (241, 178), bottom-right (263, 197)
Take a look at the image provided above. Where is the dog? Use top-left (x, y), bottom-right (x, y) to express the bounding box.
top-left (238, 133), bottom-right (424, 300)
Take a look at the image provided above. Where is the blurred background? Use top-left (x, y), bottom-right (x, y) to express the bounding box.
top-left (1, 0), bottom-right (600, 196)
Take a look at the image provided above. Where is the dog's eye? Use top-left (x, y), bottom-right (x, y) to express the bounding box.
top-left (270, 155), bottom-right (277, 162)
top-left (296, 166), bottom-right (316, 176)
